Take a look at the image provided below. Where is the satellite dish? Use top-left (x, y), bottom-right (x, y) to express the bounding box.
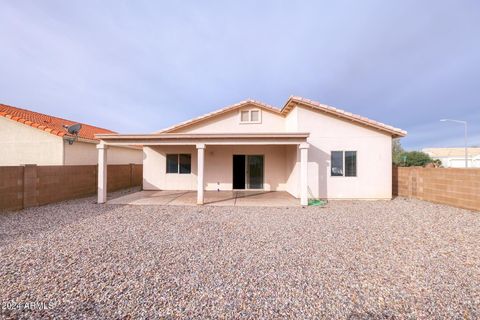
top-left (63, 123), bottom-right (82, 144)
top-left (63, 123), bottom-right (82, 135)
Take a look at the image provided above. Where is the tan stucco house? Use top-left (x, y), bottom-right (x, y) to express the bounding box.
top-left (96, 96), bottom-right (406, 205)
top-left (0, 104), bottom-right (142, 166)
top-left (423, 147), bottom-right (480, 168)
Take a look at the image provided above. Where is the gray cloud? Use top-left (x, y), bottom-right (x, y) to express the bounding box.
top-left (1, 0), bottom-right (479, 149)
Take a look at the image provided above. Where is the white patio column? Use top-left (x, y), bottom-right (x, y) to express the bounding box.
top-left (299, 142), bottom-right (309, 206)
top-left (196, 143), bottom-right (206, 205)
top-left (97, 143), bottom-right (108, 204)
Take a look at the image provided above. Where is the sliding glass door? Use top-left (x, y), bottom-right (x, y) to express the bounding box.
top-left (246, 155), bottom-right (264, 189)
top-left (232, 155), bottom-right (264, 189)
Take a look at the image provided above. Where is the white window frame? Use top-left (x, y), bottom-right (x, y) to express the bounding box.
top-left (239, 109), bottom-right (262, 124)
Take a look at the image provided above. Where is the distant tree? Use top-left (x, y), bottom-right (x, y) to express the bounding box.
top-left (400, 151), bottom-right (434, 167)
top-left (392, 139), bottom-right (405, 165)
top-left (432, 159), bottom-right (443, 167)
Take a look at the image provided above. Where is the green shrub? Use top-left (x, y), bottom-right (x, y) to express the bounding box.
top-left (398, 151), bottom-right (434, 167)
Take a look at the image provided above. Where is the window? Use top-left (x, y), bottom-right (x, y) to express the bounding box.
top-left (331, 151), bottom-right (344, 176)
top-left (179, 154), bottom-right (191, 174)
top-left (250, 110), bottom-right (260, 122)
top-left (166, 154), bottom-right (191, 174)
top-left (239, 109), bottom-right (261, 123)
top-left (241, 111), bottom-right (250, 122)
top-left (331, 151), bottom-right (357, 177)
top-left (166, 154), bottom-right (178, 173)
top-left (345, 151), bottom-right (357, 177)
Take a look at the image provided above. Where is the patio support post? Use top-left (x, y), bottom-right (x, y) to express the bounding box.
top-left (97, 143), bottom-right (108, 204)
top-left (299, 142), bottom-right (309, 206)
top-left (197, 143), bottom-right (206, 205)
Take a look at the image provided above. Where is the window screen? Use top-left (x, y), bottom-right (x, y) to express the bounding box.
top-left (166, 154), bottom-right (179, 173)
top-left (345, 151), bottom-right (357, 177)
top-left (331, 151), bottom-right (344, 176)
top-left (179, 154), bottom-right (191, 174)
top-left (250, 110), bottom-right (259, 122)
top-left (241, 111), bottom-right (249, 122)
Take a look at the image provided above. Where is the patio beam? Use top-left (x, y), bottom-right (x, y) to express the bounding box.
top-left (93, 139), bottom-right (306, 146)
top-left (97, 143), bottom-right (108, 204)
top-left (299, 142), bottom-right (309, 206)
top-left (197, 143), bottom-right (206, 204)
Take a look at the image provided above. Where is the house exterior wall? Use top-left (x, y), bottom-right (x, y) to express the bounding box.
top-left (204, 145), bottom-right (287, 191)
top-left (143, 145), bottom-right (198, 190)
top-left (143, 104), bottom-right (394, 200)
top-left (0, 117), bottom-right (64, 165)
top-left (64, 142), bottom-right (143, 165)
top-left (143, 145), bottom-right (288, 191)
top-left (432, 156), bottom-right (480, 168)
top-left (293, 106), bottom-right (392, 199)
top-left (284, 145), bottom-right (299, 197)
top-left (169, 106), bottom-right (285, 133)
top-left (0, 117), bottom-right (143, 166)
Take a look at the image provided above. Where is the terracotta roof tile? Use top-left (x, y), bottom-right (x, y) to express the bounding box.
top-left (284, 96), bottom-right (407, 137)
top-left (157, 96), bottom-right (406, 137)
top-left (159, 96), bottom-right (406, 137)
top-left (0, 103), bottom-right (116, 141)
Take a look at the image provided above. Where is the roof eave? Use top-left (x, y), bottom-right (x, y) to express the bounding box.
top-left (158, 100), bottom-right (282, 133)
top-left (283, 97), bottom-right (407, 138)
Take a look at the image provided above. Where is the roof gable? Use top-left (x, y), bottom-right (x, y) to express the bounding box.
top-left (282, 97), bottom-right (407, 137)
top-left (158, 100), bottom-right (281, 133)
top-left (158, 96), bottom-right (407, 138)
top-left (0, 104), bottom-right (116, 141)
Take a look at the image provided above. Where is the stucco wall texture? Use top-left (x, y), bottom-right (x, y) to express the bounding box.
top-left (0, 117), bottom-right (143, 165)
top-left (144, 105), bottom-right (393, 199)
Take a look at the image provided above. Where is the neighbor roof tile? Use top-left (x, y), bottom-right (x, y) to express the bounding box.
top-left (0, 104), bottom-right (116, 141)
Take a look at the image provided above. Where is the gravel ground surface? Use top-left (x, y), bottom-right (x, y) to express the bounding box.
top-left (1, 192), bottom-right (479, 319)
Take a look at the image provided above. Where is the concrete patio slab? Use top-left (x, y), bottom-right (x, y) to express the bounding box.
top-left (108, 190), bottom-right (299, 207)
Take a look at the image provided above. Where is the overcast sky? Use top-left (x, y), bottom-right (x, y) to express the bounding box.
top-left (1, 1), bottom-right (479, 149)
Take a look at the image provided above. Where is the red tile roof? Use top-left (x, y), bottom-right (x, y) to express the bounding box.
top-left (0, 103), bottom-right (116, 141)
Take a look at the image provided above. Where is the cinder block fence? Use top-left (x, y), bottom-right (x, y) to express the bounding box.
top-left (0, 164), bottom-right (142, 211)
top-left (393, 166), bottom-right (480, 211)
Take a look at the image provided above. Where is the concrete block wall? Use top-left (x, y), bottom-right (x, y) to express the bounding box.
top-left (393, 166), bottom-right (480, 211)
top-left (0, 166), bottom-right (24, 210)
top-left (0, 164), bottom-right (143, 211)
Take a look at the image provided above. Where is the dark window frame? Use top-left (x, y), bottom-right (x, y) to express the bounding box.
top-left (345, 151), bottom-right (357, 177)
top-left (166, 153), bottom-right (191, 174)
top-left (330, 150), bottom-right (357, 177)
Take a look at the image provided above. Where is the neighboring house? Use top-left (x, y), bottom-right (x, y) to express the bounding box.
top-left (0, 104), bottom-right (142, 166)
top-left (423, 147), bottom-right (480, 168)
top-left (96, 96), bottom-right (407, 205)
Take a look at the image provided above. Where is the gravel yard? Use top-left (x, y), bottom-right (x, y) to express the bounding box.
top-left (1, 193), bottom-right (479, 319)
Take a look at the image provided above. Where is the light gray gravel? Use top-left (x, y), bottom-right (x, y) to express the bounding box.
top-left (1, 193), bottom-right (479, 319)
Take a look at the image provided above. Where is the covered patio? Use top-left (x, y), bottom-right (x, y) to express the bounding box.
top-left (95, 133), bottom-right (310, 206)
top-left (108, 190), bottom-right (300, 206)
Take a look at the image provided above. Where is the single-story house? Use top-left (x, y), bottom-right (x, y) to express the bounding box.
top-left (423, 147), bottom-right (480, 168)
top-left (96, 96), bottom-right (407, 205)
top-left (0, 104), bottom-right (142, 166)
